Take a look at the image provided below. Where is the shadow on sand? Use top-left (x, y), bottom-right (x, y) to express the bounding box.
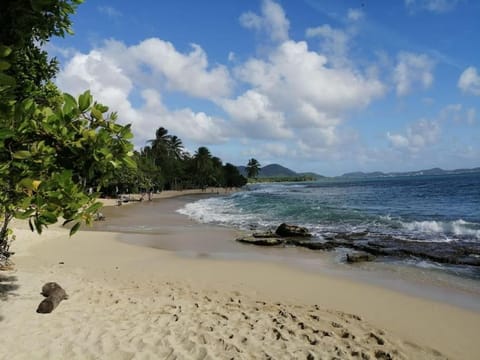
top-left (0, 273), bottom-right (19, 321)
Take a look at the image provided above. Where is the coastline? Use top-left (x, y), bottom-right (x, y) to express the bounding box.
top-left (97, 187), bottom-right (237, 207)
top-left (1, 191), bottom-right (480, 359)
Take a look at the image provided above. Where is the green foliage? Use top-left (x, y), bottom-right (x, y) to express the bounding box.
top-left (0, 88), bottom-right (135, 242)
top-left (223, 163), bottom-right (248, 188)
top-left (0, 0), bottom-right (82, 104)
top-left (0, 89), bottom-right (133, 248)
top-left (109, 126), bottom-right (248, 194)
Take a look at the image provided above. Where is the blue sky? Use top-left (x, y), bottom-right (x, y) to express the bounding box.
top-left (51, 0), bottom-right (480, 176)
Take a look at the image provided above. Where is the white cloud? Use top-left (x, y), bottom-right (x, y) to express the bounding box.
top-left (129, 39), bottom-right (232, 99)
top-left (405, 0), bottom-right (459, 13)
top-left (239, 0), bottom-right (290, 42)
top-left (233, 2), bottom-right (384, 152)
top-left (235, 40), bottom-right (384, 117)
top-left (394, 52), bottom-right (435, 96)
top-left (347, 8), bottom-right (365, 21)
top-left (387, 119), bottom-right (440, 152)
top-left (57, 50), bottom-right (133, 107)
top-left (221, 90), bottom-right (292, 139)
top-left (306, 25), bottom-right (350, 65)
top-left (57, 46), bottom-right (229, 147)
top-left (458, 66), bottom-right (480, 96)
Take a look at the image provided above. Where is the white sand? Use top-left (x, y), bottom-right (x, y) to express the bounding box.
top-left (1, 199), bottom-right (479, 359)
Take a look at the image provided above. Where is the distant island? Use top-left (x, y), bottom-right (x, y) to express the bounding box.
top-left (236, 164), bottom-right (480, 182)
top-left (339, 167), bottom-right (480, 179)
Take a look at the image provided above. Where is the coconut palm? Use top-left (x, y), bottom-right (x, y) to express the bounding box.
top-left (168, 135), bottom-right (184, 160)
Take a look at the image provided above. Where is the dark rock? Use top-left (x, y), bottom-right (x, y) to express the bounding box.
top-left (236, 236), bottom-right (285, 246)
top-left (252, 231), bottom-right (278, 238)
top-left (275, 223), bottom-right (311, 238)
top-left (286, 239), bottom-right (338, 250)
top-left (346, 252), bottom-right (376, 263)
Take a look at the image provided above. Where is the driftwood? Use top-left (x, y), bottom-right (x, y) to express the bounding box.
top-left (36, 282), bottom-right (68, 314)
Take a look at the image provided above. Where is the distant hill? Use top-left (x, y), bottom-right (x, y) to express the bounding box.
top-left (237, 163), bottom-right (323, 179)
top-left (340, 167), bottom-right (480, 179)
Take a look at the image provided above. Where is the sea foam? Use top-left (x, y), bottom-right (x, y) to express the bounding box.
top-left (401, 219), bottom-right (480, 240)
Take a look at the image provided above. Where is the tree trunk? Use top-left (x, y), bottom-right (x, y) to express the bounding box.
top-left (0, 212), bottom-right (13, 260)
top-left (36, 282), bottom-right (68, 314)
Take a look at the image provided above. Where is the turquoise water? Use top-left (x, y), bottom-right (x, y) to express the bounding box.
top-left (178, 172), bottom-right (480, 278)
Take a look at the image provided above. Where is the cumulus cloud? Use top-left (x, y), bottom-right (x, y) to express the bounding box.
top-left (405, 0), bottom-right (459, 13)
top-left (387, 119), bottom-right (440, 152)
top-left (57, 40), bottom-right (229, 145)
top-left (221, 90), bottom-right (292, 139)
top-left (233, 1), bottom-right (384, 152)
top-left (239, 0), bottom-right (290, 42)
top-left (458, 66), bottom-right (480, 96)
top-left (393, 52), bottom-right (435, 96)
top-left (234, 40), bottom-right (384, 118)
top-left (131, 39), bottom-right (232, 99)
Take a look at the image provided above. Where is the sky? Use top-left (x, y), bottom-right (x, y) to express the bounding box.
top-left (50, 0), bottom-right (480, 176)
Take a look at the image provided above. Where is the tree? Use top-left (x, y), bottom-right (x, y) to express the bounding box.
top-left (193, 147), bottom-right (213, 188)
top-left (167, 135), bottom-right (184, 160)
top-left (0, 0), bottom-right (83, 104)
top-left (0, 0), bottom-right (134, 265)
top-left (223, 163), bottom-right (247, 188)
top-left (246, 158), bottom-right (261, 179)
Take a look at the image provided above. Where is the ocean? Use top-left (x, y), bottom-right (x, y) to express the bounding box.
top-left (178, 172), bottom-right (480, 279)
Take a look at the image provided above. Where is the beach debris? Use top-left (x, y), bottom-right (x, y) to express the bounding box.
top-left (346, 252), bottom-right (376, 263)
top-left (275, 223), bottom-right (312, 238)
top-left (94, 212), bottom-right (106, 221)
top-left (36, 282), bottom-right (68, 314)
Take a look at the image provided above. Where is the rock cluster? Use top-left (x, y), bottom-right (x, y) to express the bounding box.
top-left (237, 224), bottom-right (480, 266)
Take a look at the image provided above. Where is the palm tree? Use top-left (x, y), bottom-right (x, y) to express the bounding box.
top-left (148, 127), bottom-right (170, 159)
top-left (167, 135), bottom-right (184, 160)
top-left (246, 158), bottom-right (261, 178)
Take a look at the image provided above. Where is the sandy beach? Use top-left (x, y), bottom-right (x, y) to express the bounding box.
top-left (1, 192), bottom-right (480, 359)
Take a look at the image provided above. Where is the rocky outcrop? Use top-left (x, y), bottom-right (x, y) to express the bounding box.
top-left (236, 223), bottom-right (313, 247)
top-left (236, 236), bottom-right (285, 246)
top-left (236, 224), bottom-right (480, 267)
top-left (275, 223), bottom-right (311, 238)
top-left (252, 231), bottom-right (279, 238)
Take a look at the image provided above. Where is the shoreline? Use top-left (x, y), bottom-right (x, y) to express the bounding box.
top-left (1, 192), bottom-right (480, 358)
top-left (97, 187), bottom-right (238, 207)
